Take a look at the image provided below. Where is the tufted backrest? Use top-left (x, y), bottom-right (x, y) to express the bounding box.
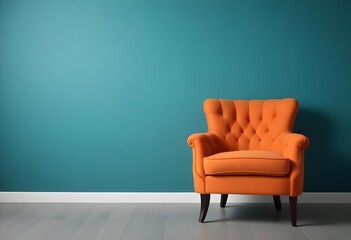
top-left (204, 98), bottom-right (298, 151)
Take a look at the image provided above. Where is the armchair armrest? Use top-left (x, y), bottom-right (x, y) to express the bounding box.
top-left (276, 132), bottom-right (310, 196)
top-left (278, 132), bottom-right (309, 161)
top-left (187, 132), bottom-right (226, 180)
top-left (280, 133), bottom-right (310, 151)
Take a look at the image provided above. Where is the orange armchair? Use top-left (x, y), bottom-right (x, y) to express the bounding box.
top-left (187, 98), bottom-right (309, 226)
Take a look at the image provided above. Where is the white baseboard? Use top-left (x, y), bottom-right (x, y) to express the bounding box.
top-left (0, 192), bottom-right (350, 203)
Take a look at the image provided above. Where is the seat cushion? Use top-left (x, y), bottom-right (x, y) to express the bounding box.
top-left (204, 150), bottom-right (290, 176)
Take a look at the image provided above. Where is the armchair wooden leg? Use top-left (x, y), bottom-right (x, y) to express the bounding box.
top-left (199, 194), bottom-right (210, 223)
top-left (273, 195), bottom-right (282, 211)
top-left (289, 196), bottom-right (298, 227)
top-left (220, 194), bottom-right (228, 208)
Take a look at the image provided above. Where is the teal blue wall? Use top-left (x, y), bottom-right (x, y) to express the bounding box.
top-left (1, 0), bottom-right (350, 192)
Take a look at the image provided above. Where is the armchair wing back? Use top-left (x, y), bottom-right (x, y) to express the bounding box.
top-left (204, 98), bottom-right (297, 151)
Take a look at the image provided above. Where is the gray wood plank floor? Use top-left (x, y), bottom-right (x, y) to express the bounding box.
top-left (1, 203), bottom-right (350, 240)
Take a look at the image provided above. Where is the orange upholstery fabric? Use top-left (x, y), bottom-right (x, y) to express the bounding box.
top-left (204, 150), bottom-right (290, 176)
top-left (206, 176), bottom-right (290, 195)
top-left (187, 98), bottom-right (310, 196)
